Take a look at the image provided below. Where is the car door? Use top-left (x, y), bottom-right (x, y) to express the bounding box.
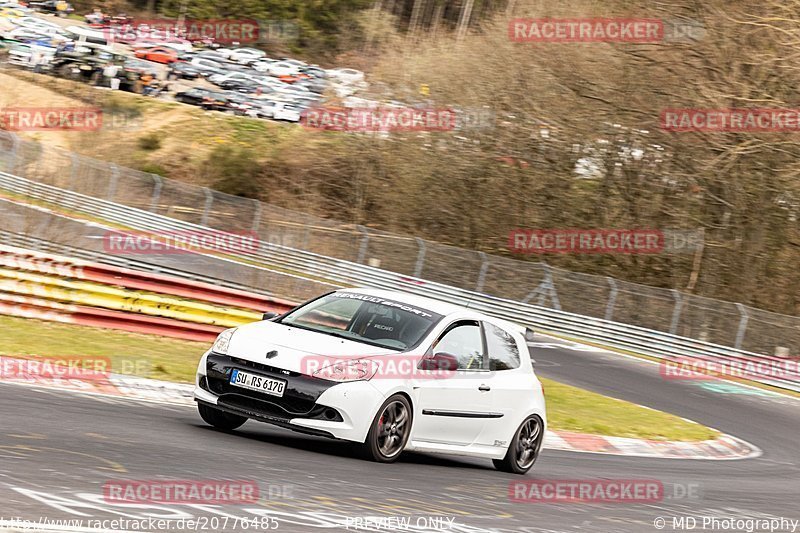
top-left (479, 321), bottom-right (527, 446)
top-left (410, 320), bottom-right (496, 446)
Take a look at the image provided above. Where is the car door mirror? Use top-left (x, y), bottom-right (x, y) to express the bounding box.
top-left (418, 352), bottom-right (459, 371)
top-left (524, 327), bottom-right (536, 342)
top-left (262, 311), bottom-right (279, 321)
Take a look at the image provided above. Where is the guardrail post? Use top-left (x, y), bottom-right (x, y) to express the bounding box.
top-left (523, 263), bottom-right (561, 310)
top-left (605, 277), bottom-right (617, 321)
top-left (300, 218), bottom-right (310, 250)
top-left (413, 238), bottom-right (426, 277)
top-left (356, 225), bottom-right (370, 264)
top-left (670, 290), bottom-right (683, 335)
top-left (543, 263), bottom-right (561, 310)
top-left (107, 164), bottom-right (119, 202)
top-left (149, 174), bottom-right (162, 212)
top-left (475, 252), bottom-right (489, 292)
top-left (201, 187), bottom-right (213, 227)
top-left (7, 133), bottom-right (19, 173)
top-left (251, 199), bottom-right (262, 234)
top-left (68, 153), bottom-right (80, 191)
top-left (735, 303), bottom-right (749, 350)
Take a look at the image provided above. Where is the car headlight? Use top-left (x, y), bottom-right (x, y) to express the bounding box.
top-left (212, 328), bottom-right (236, 355)
top-left (313, 359), bottom-right (379, 382)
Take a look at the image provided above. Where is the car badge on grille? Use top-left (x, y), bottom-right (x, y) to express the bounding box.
top-left (265, 350), bottom-right (278, 359)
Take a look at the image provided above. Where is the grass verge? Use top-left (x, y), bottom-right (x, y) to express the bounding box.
top-left (0, 315), bottom-right (719, 441)
top-left (541, 378), bottom-right (718, 441)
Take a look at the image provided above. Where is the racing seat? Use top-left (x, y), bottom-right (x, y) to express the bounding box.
top-left (362, 314), bottom-right (401, 341)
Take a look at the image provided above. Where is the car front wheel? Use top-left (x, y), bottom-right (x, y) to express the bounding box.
top-left (493, 415), bottom-right (544, 474)
top-left (198, 403), bottom-right (247, 431)
top-left (361, 395), bottom-right (412, 463)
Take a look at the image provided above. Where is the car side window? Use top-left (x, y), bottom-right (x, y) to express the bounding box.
top-left (433, 323), bottom-right (484, 370)
top-left (484, 322), bottom-right (521, 370)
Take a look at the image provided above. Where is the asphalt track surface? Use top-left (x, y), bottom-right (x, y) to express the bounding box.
top-left (1, 335), bottom-right (799, 533)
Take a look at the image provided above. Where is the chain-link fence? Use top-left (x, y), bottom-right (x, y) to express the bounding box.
top-left (1, 130), bottom-right (798, 356)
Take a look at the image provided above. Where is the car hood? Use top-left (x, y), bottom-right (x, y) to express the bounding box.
top-left (226, 320), bottom-right (398, 373)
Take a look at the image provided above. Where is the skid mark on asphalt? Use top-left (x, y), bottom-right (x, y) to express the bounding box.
top-left (6, 433), bottom-right (47, 440)
top-left (0, 444), bottom-right (126, 473)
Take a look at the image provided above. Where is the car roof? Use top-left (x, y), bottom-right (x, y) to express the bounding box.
top-left (336, 287), bottom-right (527, 334)
top-left (337, 287), bottom-right (469, 316)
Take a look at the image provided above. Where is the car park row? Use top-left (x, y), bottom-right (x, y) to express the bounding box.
top-left (0, 2), bottom-right (368, 123)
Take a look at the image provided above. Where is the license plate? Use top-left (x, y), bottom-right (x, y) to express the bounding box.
top-left (229, 369), bottom-right (286, 397)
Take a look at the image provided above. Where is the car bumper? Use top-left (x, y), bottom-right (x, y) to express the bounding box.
top-left (194, 352), bottom-right (383, 443)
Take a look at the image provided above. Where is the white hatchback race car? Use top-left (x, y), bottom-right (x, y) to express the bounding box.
top-left (194, 288), bottom-right (546, 473)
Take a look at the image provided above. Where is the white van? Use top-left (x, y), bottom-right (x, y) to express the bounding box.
top-left (64, 25), bottom-right (108, 46)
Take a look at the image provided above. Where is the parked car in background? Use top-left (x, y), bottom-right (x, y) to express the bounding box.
top-left (301, 66), bottom-right (327, 78)
top-left (28, 0), bottom-right (73, 17)
top-left (122, 57), bottom-right (158, 76)
top-left (193, 50), bottom-right (231, 63)
top-left (0, 6), bottom-right (31, 18)
top-left (7, 41), bottom-right (55, 66)
top-left (265, 60), bottom-right (300, 77)
top-left (132, 38), bottom-right (193, 53)
top-left (223, 92), bottom-right (264, 115)
top-left (327, 67), bottom-right (364, 85)
top-left (174, 87), bottom-right (228, 110)
top-left (278, 58), bottom-right (307, 68)
top-left (14, 16), bottom-right (61, 34)
top-left (208, 70), bottom-right (261, 86)
top-left (219, 47), bottom-right (265, 64)
top-left (244, 99), bottom-right (280, 119)
top-left (174, 87), bottom-right (209, 105)
top-left (64, 25), bottom-right (108, 47)
top-left (295, 78), bottom-right (328, 94)
top-left (290, 94), bottom-right (323, 108)
top-left (189, 56), bottom-right (226, 73)
top-left (251, 58), bottom-right (277, 72)
top-left (168, 61), bottom-right (200, 79)
top-left (273, 102), bottom-right (302, 122)
top-left (218, 77), bottom-right (262, 93)
top-left (134, 46), bottom-right (178, 64)
top-left (2, 27), bottom-right (53, 43)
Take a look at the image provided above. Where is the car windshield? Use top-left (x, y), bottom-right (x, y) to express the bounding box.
top-left (278, 292), bottom-right (443, 351)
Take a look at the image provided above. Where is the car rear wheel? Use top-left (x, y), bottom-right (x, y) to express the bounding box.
top-left (198, 403), bottom-right (247, 431)
top-left (361, 395), bottom-right (412, 463)
top-left (493, 415), bottom-right (543, 474)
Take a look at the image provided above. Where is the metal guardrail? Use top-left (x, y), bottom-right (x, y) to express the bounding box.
top-left (6, 130), bottom-right (800, 357)
top-left (0, 229), bottom-right (280, 298)
top-left (0, 170), bottom-right (798, 393)
top-left (0, 243), bottom-right (298, 341)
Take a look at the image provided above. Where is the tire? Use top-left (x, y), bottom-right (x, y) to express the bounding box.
top-left (198, 403), bottom-right (247, 431)
top-left (361, 394), bottom-right (413, 463)
top-left (493, 415), bottom-right (544, 474)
